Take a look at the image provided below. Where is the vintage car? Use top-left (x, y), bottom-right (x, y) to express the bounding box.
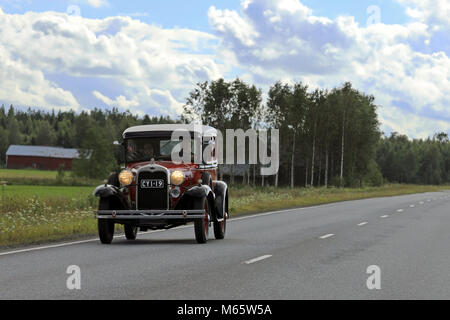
top-left (93, 124), bottom-right (228, 244)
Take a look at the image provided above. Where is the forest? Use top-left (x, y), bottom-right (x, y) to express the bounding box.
top-left (0, 78), bottom-right (448, 187)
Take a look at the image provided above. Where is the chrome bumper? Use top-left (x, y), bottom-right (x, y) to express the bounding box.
top-left (95, 209), bottom-right (205, 220)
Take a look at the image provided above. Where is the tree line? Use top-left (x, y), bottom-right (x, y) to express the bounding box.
top-left (377, 132), bottom-right (450, 185)
top-left (0, 106), bottom-right (179, 179)
top-left (0, 78), bottom-right (449, 186)
top-left (183, 79), bottom-right (382, 187)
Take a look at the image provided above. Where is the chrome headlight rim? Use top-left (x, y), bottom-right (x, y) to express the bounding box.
top-left (170, 170), bottom-right (185, 186)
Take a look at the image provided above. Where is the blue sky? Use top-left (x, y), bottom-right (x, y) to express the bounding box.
top-left (0, 0), bottom-right (409, 30)
top-left (0, 0), bottom-right (448, 138)
top-left (0, 0), bottom-right (242, 30)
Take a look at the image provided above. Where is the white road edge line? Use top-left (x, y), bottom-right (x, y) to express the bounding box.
top-left (319, 234), bottom-right (335, 239)
top-left (244, 255), bottom-right (272, 265)
top-left (0, 230), bottom-right (163, 257)
top-left (0, 202), bottom-right (341, 257)
top-left (357, 222), bottom-right (368, 226)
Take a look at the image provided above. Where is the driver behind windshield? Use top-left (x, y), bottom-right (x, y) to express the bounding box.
top-left (142, 143), bottom-right (154, 159)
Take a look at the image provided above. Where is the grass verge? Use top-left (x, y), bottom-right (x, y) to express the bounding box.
top-left (0, 184), bottom-right (449, 249)
top-left (229, 184), bottom-right (450, 215)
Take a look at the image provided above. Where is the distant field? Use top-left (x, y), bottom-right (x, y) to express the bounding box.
top-left (0, 168), bottom-right (100, 186)
top-left (1, 185), bottom-right (93, 198)
top-left (0, 169), bottom-right (58, 180)
top-left (0, 184), bottom-right (97, 247)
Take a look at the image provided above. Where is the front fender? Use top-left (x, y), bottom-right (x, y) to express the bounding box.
top-left (184, 185), bottom-right (213, 198)
top-left (213, 181), bottom-right (228, 220)
top-left (176, 185), bottom-right (215, 215)
top-left (93, 184), bottom-right (129, 209)
top-left (93, 184), bottom-right (120, 198)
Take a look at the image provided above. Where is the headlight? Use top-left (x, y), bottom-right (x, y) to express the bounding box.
top-left (170, 170), bottom-right (185, 186)
top-left (118, 170), bottom-right (133, 186)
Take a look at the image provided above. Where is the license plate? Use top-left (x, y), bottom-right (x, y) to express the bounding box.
top-left (140, 179), bottom-right (164, 189)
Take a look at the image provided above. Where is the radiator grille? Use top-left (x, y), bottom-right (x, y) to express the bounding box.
top-left (137, 171), bottom-right (168, 210)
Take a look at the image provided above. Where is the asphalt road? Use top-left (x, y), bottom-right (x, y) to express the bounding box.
top-left (1, 191), bottom-right (450, 300)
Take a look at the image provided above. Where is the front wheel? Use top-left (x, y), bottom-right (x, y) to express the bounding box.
top-left (98, 198), bottom-right (115, 244)
top-left (98, 219), bottom-right (114, 244)
top-left (213, 193), bottom-right (228, 240)
top-left (213, 214), bottom-right (226, 240)
top-left (124, 225), bottom-right (138, 240)
top-left (194, 198), bottom-right (210, 244)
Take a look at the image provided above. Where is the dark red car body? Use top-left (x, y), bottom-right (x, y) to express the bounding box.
top-left (94, 124), bottom-right (228, 244)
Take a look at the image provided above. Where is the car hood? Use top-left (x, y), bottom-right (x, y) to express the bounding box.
top-left (127, 161), bottom-right (197, 172)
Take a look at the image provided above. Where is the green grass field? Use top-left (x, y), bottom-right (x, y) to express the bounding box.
top-left (0, 168), bottom-right (58, 180)
top-left (0, 168), bottom-right (101, 186)
top-left (1, 185), bottom-right (93, 198)
top-left (229, 184), bottom-right (450, 215)
top-left (0, 182), bottom-right (449, 248)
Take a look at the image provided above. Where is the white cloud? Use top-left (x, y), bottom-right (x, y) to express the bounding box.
top-left (92, 91), bottom-right (139, 109)
top-left (86, 0), bottom-right (109, 8)
top-left (208, 6), bottom-right (258, 47)
top-left (0, 2), bottom-right (448, 138)
top-left (397, 0), bottom-right (450, 30)
top-left (208, 0), bottom-right (450, 138)
top-left (0, 8), bottom-right (225, 116)
top-left (0, 43), bottom-right (79, 110)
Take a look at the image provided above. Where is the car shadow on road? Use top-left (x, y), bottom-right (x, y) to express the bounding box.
top-left (112, 238), bottom-right (198, 245)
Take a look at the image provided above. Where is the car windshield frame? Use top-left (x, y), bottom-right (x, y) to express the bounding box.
top-left (124, 135), bottom-right (197, 164)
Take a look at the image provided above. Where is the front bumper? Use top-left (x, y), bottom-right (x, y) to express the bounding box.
top-left (95, 210), bottom-right (205, 220)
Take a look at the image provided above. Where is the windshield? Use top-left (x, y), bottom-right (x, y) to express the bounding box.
top-left (125, 137), bottom-right (193, 163)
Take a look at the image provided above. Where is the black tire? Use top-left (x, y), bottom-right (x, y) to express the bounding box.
top-left (98, 198), bottom-right (115, 244)
top-left (194, 198), bottom-right (210, 244)
top-left (213, 194), bottom-right (227, 240)
top-left (213, 217), bottom-right (226, 240)
top-left (124, 225), bottom-right (138, 240)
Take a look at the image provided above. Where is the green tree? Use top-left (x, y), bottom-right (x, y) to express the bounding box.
top-left (0, 127), bottom-right (9, 165)
top-left (73, 126), bottom-right (116, 179)
top-left (35, 121), bottom-right (56, 146)
top-left (7, 118), bottom-right (21, 145)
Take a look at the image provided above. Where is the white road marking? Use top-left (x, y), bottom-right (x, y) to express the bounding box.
top-left (427, 199), bottom-right (431, 202)
top-left (357, 222), bottom-right (368, 226)
top-left (0, 230), bottom-right (165, 257)
top-left (419, 201), bottom-right (424, 204)
top-left (244, 255), bottom-right (272, 265)
top-left (410, 205), bottom-right (415, 208)
top-left (0, 238), bottom-right (104, 257)
top-left (230, 202), bottom-right (339, 222)
top-left (397, 209), bottom-right (404, 213)
top-left (319, 234), bottom-right (335, 239)
top-left (2, 191), bottom-right (445, 257)
top-left (381, 215), bottom-right (389, 218)
top-left (0, 203), bottom-right (341, 257)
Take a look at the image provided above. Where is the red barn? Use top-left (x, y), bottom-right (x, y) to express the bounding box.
top-left (6, 145), bottom-right (80, 171)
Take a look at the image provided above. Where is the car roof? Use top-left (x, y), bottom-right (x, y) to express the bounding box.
top-left (123, 124), bottom-right (217, 139)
